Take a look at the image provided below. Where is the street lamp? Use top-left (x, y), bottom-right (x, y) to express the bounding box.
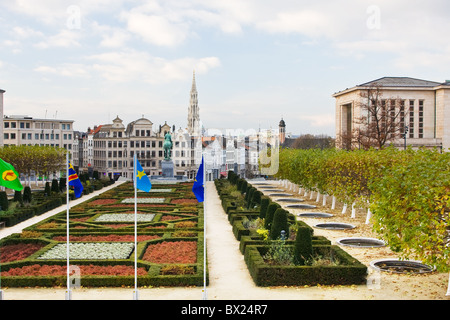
top-left (403, 125), bottom-right (409, 150)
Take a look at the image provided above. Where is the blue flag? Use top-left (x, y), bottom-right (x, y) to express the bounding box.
top-left (135, 157), bottom-right (152, 192)
top-left (68, 162), bottom-right (84, 198)
top-left (192, 157), bottom-right (204, 202)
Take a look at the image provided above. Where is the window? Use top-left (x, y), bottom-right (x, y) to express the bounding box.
top-left (4, 133), bottom-right (9, 139)
top-left (4, 122), bottom-right (9, 128)
top-left (418, 100), bottom-right (424, 138)
top-left (409, 100), bottom-right (415, 138)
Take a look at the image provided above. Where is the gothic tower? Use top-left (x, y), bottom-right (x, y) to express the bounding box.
top-left (188, 71), bottom-right (200, 135)
top-left (279, 118), bottom-right (286, 144)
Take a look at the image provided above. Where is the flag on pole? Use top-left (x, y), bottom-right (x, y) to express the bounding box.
top-left (0, 158), bottom-right (23, 191)
top-left (135, 158), bottom-right (152, 192)
top-left (192, 156), bottom-right (204, 202)
top-left (68, 161), bottom-right (83, 198)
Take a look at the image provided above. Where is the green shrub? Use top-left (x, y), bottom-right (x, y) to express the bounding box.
top-left (51, 179), bottom-right (59, 193)
top-left (270, 208), bottom-right (289, 240)
top-left (14, 190), bottom-right (23, 204)
top-left (0, 191), bottom-right (9, 211)
top-left (264, 203), bottom-right (280, 229)
top-left (294, 226), bottom-right (313, 265)
top-left (240, 180), bottom-right (248, 194)
top-left (23, 186), bottom-right (32, 203)
top-left (259, 197), bottom-right (270, 219)
top-left (251, 190), bottom-right (262, 208)
top-left (44, 182), bottom-right (51, 196)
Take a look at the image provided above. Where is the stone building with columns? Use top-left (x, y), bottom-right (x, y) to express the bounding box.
top-left (333, 77), bottom-right (450, 151)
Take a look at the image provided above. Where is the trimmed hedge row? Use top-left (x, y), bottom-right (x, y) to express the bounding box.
top-left (215, 175), bottom-right (367, 286)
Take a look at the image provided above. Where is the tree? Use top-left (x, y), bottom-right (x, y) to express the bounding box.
top-left (292, 134), bottom-right (335, 149)
top-left (346, 84), bottom-right (405, 150)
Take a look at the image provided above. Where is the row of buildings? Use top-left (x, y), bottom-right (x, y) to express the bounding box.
top-left (0, 73), bottom-right (272, 181)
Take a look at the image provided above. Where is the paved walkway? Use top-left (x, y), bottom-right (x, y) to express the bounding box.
top-left (1, 181), bottom-right (449, 300)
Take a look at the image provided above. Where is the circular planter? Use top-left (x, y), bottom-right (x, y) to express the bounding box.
top-left (370, 259), bottom-right (434, 274)
top-left (314, 222), bottom-right (355, 230)
top-left (288, 204), bottom-right (317, 209)
top-left (268, 193), bottom-right (292, 197)
top-left (297, 212), bottom-right (333, 218)
top-left (336, 237), bottom-right (385, 248)
top-left (276, 198), bottom-right (304, 203)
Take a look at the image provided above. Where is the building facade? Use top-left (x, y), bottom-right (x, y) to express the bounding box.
top-left (3, 115), bottom-right (74, 151)
top-left (333, 77), bottom-right (450, 150)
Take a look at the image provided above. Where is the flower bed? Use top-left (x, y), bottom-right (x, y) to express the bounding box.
top-left (89, 199), bottom-right (118, 205)
top-left (94, 213), bottom-right (156, 222)
top-left (52, 235), bottom-right (160, 242)
top-left (2, 264), bottom-right (148, 276)
top-left (37, 243), bottom-right (135, 260)
top-left (1, 243), bottom-right (46, 263)
top-left (142, 241), bottom-right (197, 264)
top-left (121, 198), bottom-right (165, 204)
top-left (244, 245), bottom-right (367, 286)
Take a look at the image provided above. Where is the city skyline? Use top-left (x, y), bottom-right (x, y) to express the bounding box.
top-left (1, 1), bottom-right (450, 137)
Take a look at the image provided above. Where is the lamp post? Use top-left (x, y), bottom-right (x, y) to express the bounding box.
top-left (403, 125), bottom-right (408, 150)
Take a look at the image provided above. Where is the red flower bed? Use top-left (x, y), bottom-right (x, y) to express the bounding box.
top-left (171, 199), bottom-right (198, 204)
top-left (2, 264), bottom-right (147, 276)
top-left (52, 235), bottom-right (160, 242)
top-left (160, 215), bottom-right (182, 221)
top-left (103, 224), bottom-right (132, 229)
top-left (142, 241), bottom-right (197, 264)
top-left (89, 199), bottom-right (118, 205)
top-left (1, 243), bottom-right (46, 263)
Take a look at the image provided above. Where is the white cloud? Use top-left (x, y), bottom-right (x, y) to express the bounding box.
top-left (35, 29), bottom-right (81, 49)
top-left (122, 12), bottom-right (188, 47)
top-left (301, 114), bottom-right (335, 128)
top-left (88, 50), bottom-right (220, 83)
top-left (34, 64), bottom-right (90, 78)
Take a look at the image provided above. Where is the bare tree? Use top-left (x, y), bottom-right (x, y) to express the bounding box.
top-left (352, 84), bottom-right (405, 150)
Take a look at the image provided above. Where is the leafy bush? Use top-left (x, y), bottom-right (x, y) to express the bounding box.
top-left (264, 202), bottom-right (280, 229)
top-left (259, 197), bottom-right (270, 219)
top-left (294, 226), bottom-right (313, 265)
top-left (0, 191), bottom-right (9, 211)
top-left (270, 208), bottom-right (289, 240)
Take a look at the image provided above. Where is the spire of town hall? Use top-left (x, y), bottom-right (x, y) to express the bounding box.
top-left (188, 71), bottom-right (200, 135)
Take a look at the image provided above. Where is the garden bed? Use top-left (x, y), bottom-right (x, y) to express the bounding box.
top-left (244, 244), bottom-right (367, 286)
top-left (0, 181), bottom-right (206, 287)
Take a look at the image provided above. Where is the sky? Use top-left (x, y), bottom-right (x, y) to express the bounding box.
top-left (1, 0), bottom-right (449, 137)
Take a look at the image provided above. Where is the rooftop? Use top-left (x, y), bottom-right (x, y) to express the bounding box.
top-left (333, 77), bottom-right (450, 97)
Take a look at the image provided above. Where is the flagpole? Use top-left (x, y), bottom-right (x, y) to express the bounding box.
top-left (65, 152), bottom-right (71, 300)
top-left (202, 142), bottom-right (207, 299)
top-left (133, 153), bottom-right (139, 300)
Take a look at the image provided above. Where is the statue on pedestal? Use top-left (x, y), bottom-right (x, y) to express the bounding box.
top-left (163, 132), bottom-right (173, 161)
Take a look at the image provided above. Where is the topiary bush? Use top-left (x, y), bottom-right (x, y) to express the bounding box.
top-left (23, 186), bottom-right (32, 204)
top-left (251, 190), bottom-right (262, 208)
top-left (264, 202), bottom-right (280, 230)
top-left (51, 179), bottom-right (60, 193)
top-left (44, 182), bottom-right (51, 196)
top-left (259, 197), bottom-right (270, 219)
top-left (0, 191), bottom-right (9, 211)
top-left (294, 226), bottom-right (313, 265)
top-left (270, 208), bottom-right (289, 240)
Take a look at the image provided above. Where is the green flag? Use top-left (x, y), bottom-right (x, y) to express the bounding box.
top-left (0, 158), bottom-right (23, 191)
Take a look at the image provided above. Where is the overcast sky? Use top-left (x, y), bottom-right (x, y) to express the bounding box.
top-left (1, 0), bottom-right (449, 137)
